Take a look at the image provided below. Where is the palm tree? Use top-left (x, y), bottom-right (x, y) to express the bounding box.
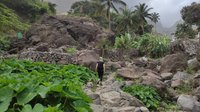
top-left (151, 12), bottom-right (160, 32)
top-left (93, 0), bottom-right (126, 30)
top-left (135, 3), bottom-right (153, 34)
top-left (114, 7), bottom-right (139, 34)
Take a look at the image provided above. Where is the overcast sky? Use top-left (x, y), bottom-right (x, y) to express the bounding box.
top-left (46, 0), bottom-right (200, 28)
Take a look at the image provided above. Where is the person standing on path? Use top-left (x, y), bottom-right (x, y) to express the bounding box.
top-left (96, 57), bottom-right (105, 84)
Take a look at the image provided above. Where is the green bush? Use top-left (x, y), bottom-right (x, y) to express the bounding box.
top-left (0, 59), bottom-right (98, 112)
top-left (114, 33), bottom-right (170, 58)
top-left (175, 23), bottom-right (197, 39)
top-left (114, 33), bottom-right (133, 49)
top-left (0, 3), bottom-right (30, 33)
top-left (0, 0), bottom-right (56, 22)
top-left (134, 33), bottom-right (170, 58)
top-left (123, 84), bottom-right (161, 110)
top-left (0, 34), bottom-right (10, 52)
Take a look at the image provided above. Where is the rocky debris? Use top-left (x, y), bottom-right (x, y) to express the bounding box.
top-left (85, 74), bottom-right (148, 112)
top-left (26, 15), bottom-right (114, 49)
top-left (177, 95), bottom-right (200, 112)
top-left (160, 53), bottom-right (188, 73)
top-left (170, 39), bottom-right (199, 56)
top-left (187, 58), bottom-right (200, 71)
top-left (18, 51), bottom-right (75, 64)
top-left (104, 49), bottom-right (139, 62)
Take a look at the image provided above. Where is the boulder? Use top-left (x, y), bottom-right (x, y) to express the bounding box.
top-left (170, 39), bottom-right (199, 56)
top-left (88, 93), bottom-right (101, 105)
top-left (26, 15), bottom-right (114, 49)
top-left (171, 71), bottom-right (189, 88)
top-left (172, 71), bottom-right (189, 80)
top-left (76, 50), bottom-right (99, 70)
top-left (100, 91), bottom-right (121, 107)
top-left (177, 95), bottom-right (200, 112)
top-left (197, 47), bottom-right (200, 62)
top-left (187, 58), bottom-right (200, 71)
top-left (194, 86), bottom-right (200, 100)
top-left (106, 61), bottom-right (122, 71)
top-left (120, 91), bottom-right (144, 107)
top-left (193, 71), bottom-right (200, 88)
top-left (116, 67), bottom-right (144, 79)
top-left (141, 76), bottom-right (166, 97)
top-left (160, 53), bottom-right (188, 73)
top-left (161, 73), bottom-right (173, 80)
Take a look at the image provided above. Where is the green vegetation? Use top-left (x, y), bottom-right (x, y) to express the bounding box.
top-left (175, 23), bottom-right (197, 39)
top-left (114, 33), bottom-right (170, 58)
top-left (123, 84), bottom-right (161, 110)
top-left (0, 3), bottom-right (29, 33)
top-left (174, 2), bottom-right (199, 39)
top-left (181, 2), bottom-right (200, 30)
top-left (0, 59), bottom-right (98, 112)
top-left (115, 33), bottom-right (133, 49)
top-left (135, 34), bottom-right (170, 58)
top-left (0, 34), bottom-right (10, 52)
top-left (0, 0), bottom-right (56, 22)
top-left (70, 1), bottom-right (159, 35)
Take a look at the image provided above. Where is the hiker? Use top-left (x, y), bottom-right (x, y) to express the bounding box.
top-left (96, 57), bottom-right (105, 84)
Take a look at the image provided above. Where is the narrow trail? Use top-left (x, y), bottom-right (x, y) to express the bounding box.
top-left (84, 74), bottom-right (148, 112)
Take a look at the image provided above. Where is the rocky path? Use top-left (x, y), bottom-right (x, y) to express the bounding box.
top-left (84, 74), bottom-right (149, 112)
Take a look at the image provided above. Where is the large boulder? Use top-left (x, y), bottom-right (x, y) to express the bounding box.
top-left (116, 66), bottom-right (144, 79)
top-left (27, 15), bottom-right (114, 49)
top-left (76, 50), bottom-right (99, 70)
top-left (141, 76), bottom-right (167, 97)
top-left (160, 53), bottom-right (188, 73)
top-left (187, 58), bottom-right (200, 71)
top-left (170, 39), bottom-right (199, 56)
top-left (177, 95), bottom-right (200, 112)
top-left (171, 71), bottom-right (189, 88)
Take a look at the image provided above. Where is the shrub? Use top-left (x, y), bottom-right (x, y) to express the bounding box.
top-left (0, 34), bottom-right (10, 52)
top-left (0, 0), bottom-right (56, 22)
top-left (134, 33), bottom-right (170, 58)
top-left (0, 3), bottom-right (30, 33)
top-left (123, 84), bottom-right (161, 110)
top-left (114, 33), bottom-right (133, 49)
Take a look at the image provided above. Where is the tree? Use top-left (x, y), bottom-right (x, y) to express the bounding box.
top-left (175, 23), bottom-right (197, 39)
top-left (151, 12), bottom-right (160, 32)
top-left (94, 0), bottom-right (126, 30)
top-left (134, 3), bottom-right (153, 34)
top-left (181, 2), bottom-right (200, 30)
top-left (114, 7), bottom-right (139, 34)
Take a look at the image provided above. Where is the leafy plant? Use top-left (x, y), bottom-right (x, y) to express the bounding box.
top-left (0, 3), bottom-right (30, 33)
top-left (0, 0), bottom-right (56, 22)
top-left (0, 59), bottom-right (98, 112)
top-left (123, 84), bottom-right (161, 110)
top-left (114, 33), bottom-right (133, 49)
top-left (134, 33), bottom-right (170, 58)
